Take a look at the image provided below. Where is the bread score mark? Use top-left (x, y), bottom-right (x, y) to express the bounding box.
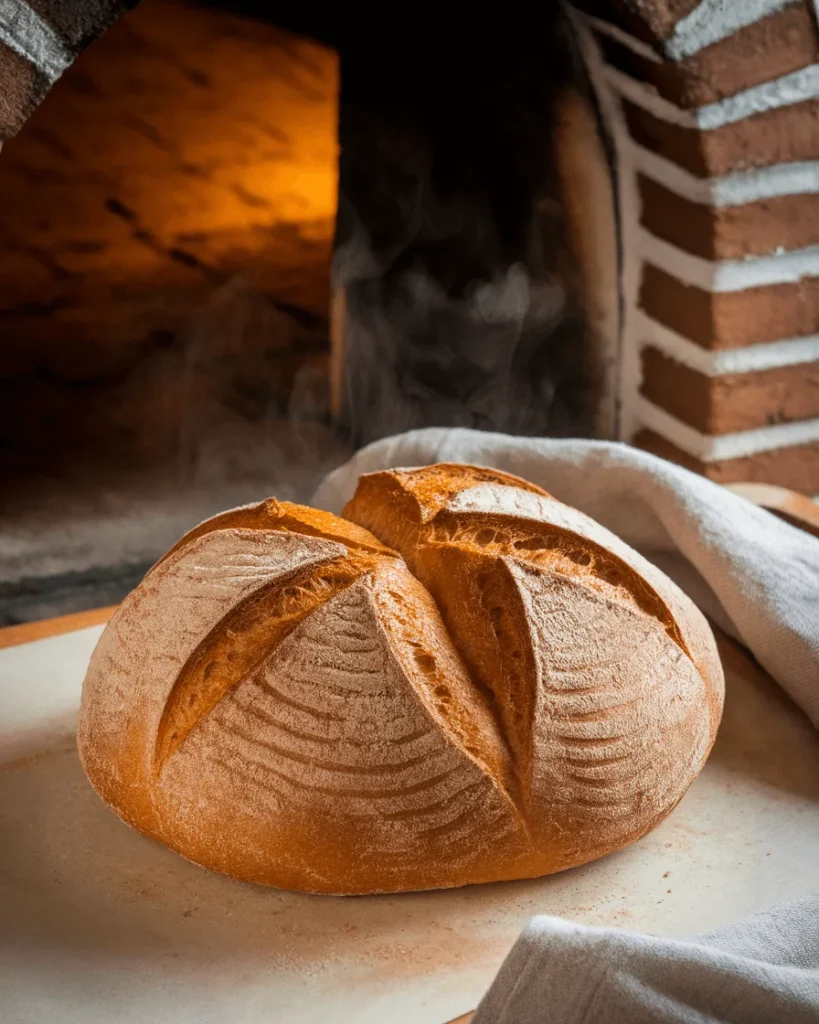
top-left (153, 550), bottom-right (383, 773)
top-left (370, 560), bottom-right (523, 822)
top-left (404, 542), bottom-right (540, 812)
top-left (430, 503), bottom-right (692, 661)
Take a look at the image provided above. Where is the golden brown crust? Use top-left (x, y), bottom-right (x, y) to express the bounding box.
top-left (78, 465), bottom-right (724, 894)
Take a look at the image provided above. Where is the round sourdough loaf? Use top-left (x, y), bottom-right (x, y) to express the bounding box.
top-left (78, 463), bottom-right (723, 894)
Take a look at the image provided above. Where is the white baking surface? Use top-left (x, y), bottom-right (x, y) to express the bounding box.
top-left (2, 626), bottom-right (819, 1024)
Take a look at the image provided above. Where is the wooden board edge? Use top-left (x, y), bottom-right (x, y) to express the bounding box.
top-left (0, 605), bottom-right (117, 650)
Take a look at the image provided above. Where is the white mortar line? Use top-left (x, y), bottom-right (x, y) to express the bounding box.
top-left (637, 398), bottom-right (819, 460)
top-left (632, 144), bottom-right (819, 207)
top-left (666, 0), bottom-right (795, 61)
top-left (0, 0), bottom-right (72, 81)
top-left (635, 312), bottom-right (819, 375)
top-left (638, 229), bottom-right (819, 291)
top-left (606, 61), bottom-right (819, 131)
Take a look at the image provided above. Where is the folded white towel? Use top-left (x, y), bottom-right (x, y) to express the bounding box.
top-left (314, 427), bottom-right (819, 728)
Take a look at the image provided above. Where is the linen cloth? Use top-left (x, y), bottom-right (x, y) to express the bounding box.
top-left (315, 428), bottom-right (819, 1023)
top-left (470, 894), bottom-right (819, 1024)
top-left (314, 427), bottom-right (819, 728)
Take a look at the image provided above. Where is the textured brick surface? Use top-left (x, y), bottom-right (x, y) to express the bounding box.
top-left (0, 0), bottom-right (338, 470)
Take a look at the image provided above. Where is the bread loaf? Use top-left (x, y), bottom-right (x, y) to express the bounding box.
top-left (78, 463), bottom-right (723, 894)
